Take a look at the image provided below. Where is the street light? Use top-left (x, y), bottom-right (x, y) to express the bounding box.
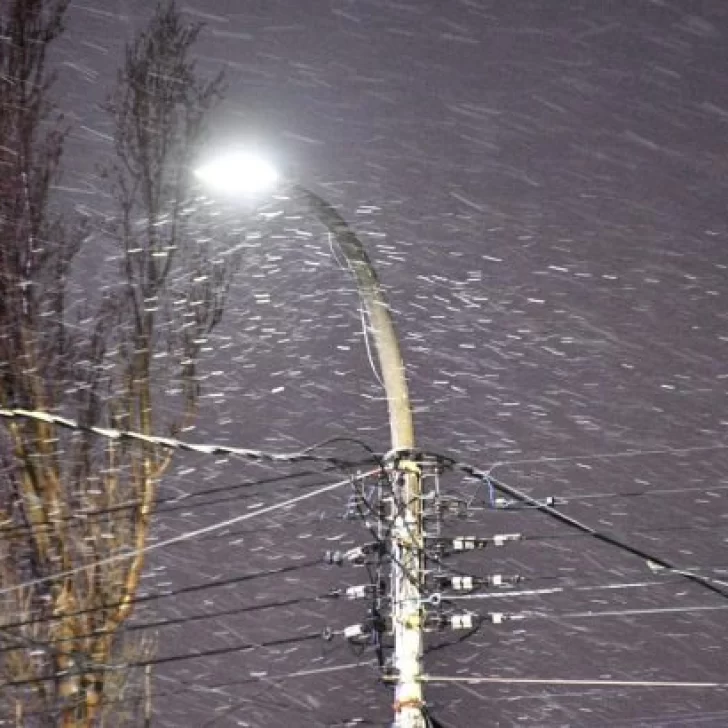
top-left (195, 151), bottom-right (279, 197)
top-left (194, 153), bottom-right (426, 728)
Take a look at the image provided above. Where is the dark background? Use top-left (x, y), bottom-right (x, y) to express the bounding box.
top-left (49, 1), bottom-right (728, 726)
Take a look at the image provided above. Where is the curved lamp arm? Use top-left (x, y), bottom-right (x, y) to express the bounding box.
top-left (290, 184), bottom-right (415, 451)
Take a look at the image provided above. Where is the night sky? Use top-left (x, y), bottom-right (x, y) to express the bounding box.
top-left (45, 1), bottom-right (728, 726)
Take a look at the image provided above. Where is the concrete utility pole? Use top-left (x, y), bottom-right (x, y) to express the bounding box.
top-left (294, 186), bottom-right (426, 728)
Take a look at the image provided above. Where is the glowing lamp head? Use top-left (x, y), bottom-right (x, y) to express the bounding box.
top-left (194, 151), bottom-right (279, 197)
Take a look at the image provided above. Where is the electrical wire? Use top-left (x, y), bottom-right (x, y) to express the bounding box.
top-left (0, 483), bottom-right (401, 662)
top-left (0, 407), bottom-right (380, 469)
top-left (524, 520), bottom-right (728, 546)
top-left (392, 449), bottom-right (728, 604)
top-left (358, 302), bottom-right (385, 389)
top-left (0, 631), bottom-right (326, 689)
top-left (335, 466), bottom-right (728, 667)
top-left (433, 577), bottom-right (680, 603)
top-left (0, 558), bottom-right (321, 633)
top-left (9, 661), bottom-right (377, 723)
top-left (465, 480), bottom-right (728, 510)
top-left (454, 601), bottom-right (728, 630)
top-left (0, 470), bottom-right (377, 597)
top-left (6, 405), bottom-right (727, 511)
top-left (0, 415), bottom-right (380, 544)
top-left (531, 563), bottom-right (728, 581)
top-left (539, 480), bottom-right (728, 504)
top-left (7, 453), bottom-right (726, 542)
top-left (2, 563), bottom-right (388, 656)
top-left (2, 438), bottom-right (723, 623)
top-left (424, 569), bottom-right (728, 613)
top-left (54, 476), bottom-right (718, 571)
top-left (161, 660), bottom-right (377, 698)
top-left (425, 521), bottom-right (728, 551)
top-left (419, 675), bottom-right (728, 689)
top-left (127, 592), bottom-right (336, 634)
top-left (198, 686), bottom-right (316, 728)
top-left (0, 425), bottom-right (381, 535)
top-left (481, 441), bottom-right (728, 473)
top-left (5, 410), bottom-right (728, 721)
top-left (0, 470), bottom-right (391, 650)
top-left (0, 467), bottom-right (351, 540)
top-left (550, 603), bottom-right (728, 620)
top-left (387, 480), bottom-right (703, 614)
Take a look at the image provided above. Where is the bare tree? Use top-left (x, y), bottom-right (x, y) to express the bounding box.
top-left (0, 1), bottom-right (81, 722)
top-left (1, 1), bottom-right (233, 724)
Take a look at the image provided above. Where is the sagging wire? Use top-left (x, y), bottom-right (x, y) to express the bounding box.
top-left (0, 407), bottom-right (380, 469)
top-left (0, 560), bottom-right (320, 634)
top-left (0, 468), bottom-right (352, 541)
top-left (0, 471), bottom-right (378, 597)
top-left (420, 675), bottom-right (728, 689)
top-left (325, 226), bottom-right (384, 390)
top-left (482, 441), bottom-right (728, 473)
top-left (10, 662), bottom-right (377, 724)
top-left (0, 632), bottom-right (326, 690)
top-left (0, 587), bottom-right (346, 658)
top-left (384, 448), bottom-right (728, 604)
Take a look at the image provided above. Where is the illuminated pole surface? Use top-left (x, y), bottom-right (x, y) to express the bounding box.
top-left (291, 184), bottom-right (426, 728)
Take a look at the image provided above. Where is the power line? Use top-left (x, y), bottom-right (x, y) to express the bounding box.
top-left (8, 432), bottom-right (727, 544)
top-left (395, 449), bottom-right (728, 604)
top-left (0, 467), bottom-right (347, 539)
top-left (9, 661), bottom-right (377, 723)
top-left (432, 564), bottom-right (728, 590)
top-left (0, 632), bottom-right (326, 689)
top-left (9, 405), bottom-right (726, 528)
top-left (6, 405), bottom-right (726, 509)
top-left (6, 563), bottom-right (718, 658)
top-left (541, 480), bottom-right (728, 503)
top-left (552, 602), bottom-right (728, 620)
top-left (0, 587), bottom-right (385, 657)
top-left (126, 631), bottom-right (323, 670)
top-left (127, 593), bottom-right (332, 634)
top-left (1, 579), bottom-right (376, 658)
top-left (446, 602), bottom-right (728, 631)
top-left (198, 687), bottom-right (317, 728)
top-left (533, 564), bottom-right (728, 580)
top-left (419, 675), bottom-right (728, 689)
top-left (5, 418), bottom-right (728, 723)
top-left (482, 441), bottom-right (728, 473)
top-left (0, 407), bottom-right (380, 468)
top-left (0, 469), bottom-right (394, 646)
top-left (437, 577), bottom-right (688, 603)
top-left (465, 480), bottom-right (728, 509)
top-left (0, 559), bottom-right (323, 645)
top-left (0, 470), bottom-right (376, 597)
top-left (483, 520), bottom-right (728, 547)
top-left (607, 708), bottom-right (728, 728)
top-left (159, 661), bottom-right (376, 698)
top-left (421, 521), bottom-right (728, 549)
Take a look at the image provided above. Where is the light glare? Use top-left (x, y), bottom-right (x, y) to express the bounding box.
top-left (194, 152), bottom-right (279, 196)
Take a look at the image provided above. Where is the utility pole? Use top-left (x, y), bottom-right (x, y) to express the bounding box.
top-left (295, 186), bottom-right (426, 728)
